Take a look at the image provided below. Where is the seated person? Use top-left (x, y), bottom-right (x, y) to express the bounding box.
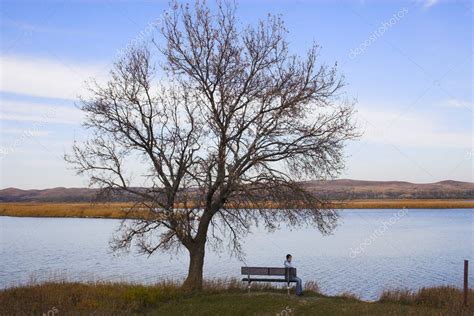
top-left (284, 254), bottom-right (303, 296)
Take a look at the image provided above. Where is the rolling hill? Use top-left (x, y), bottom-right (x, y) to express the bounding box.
top-left (1, 180), bottom-right (473, 203)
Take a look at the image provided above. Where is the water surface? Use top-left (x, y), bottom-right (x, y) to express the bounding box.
top-left (1, 209), bottom-right (472, 300)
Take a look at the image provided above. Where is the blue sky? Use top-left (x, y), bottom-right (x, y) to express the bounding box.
top-left (0, 0), bottom-right (472, 189)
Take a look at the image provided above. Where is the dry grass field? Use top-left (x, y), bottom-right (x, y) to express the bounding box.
top-left (0, 199), bottom-right (472, 219)
top-left (333, 199), bottom-right (474, 209)
top-left (0, 202), bottom-right (133, 219)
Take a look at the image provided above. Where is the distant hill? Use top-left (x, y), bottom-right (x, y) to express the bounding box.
top-left (0, 180), bottom-right (473, 202)
top-left (0, 187), bottom-right (101, 203)
top-left (300, 179), bottom-right (474, 200)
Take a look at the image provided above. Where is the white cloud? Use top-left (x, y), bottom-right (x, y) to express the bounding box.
top-left (443, 98), bottom-right (471, 110)
top-left (1, 127), bottom-right (50, 137)
top-left (357, 106), bottom-right (471, 148)
top-left (423, 0), bottom-right (439, 8)
top-left (0, 100), bottom-right (83, 125)
top-left (3, 17), bottom-right (96, 37)
top-left (0, 55), bottom-right (108, 100)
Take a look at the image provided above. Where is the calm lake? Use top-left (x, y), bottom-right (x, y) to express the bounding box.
top-left (1, 209), bottom-right (472, 300)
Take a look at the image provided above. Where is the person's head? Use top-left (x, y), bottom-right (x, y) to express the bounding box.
top-left (286, 254), bottom-right (292, 262)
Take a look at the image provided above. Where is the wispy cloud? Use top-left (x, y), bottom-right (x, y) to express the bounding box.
top-left (0, 55), bottom-right (107, 100)
top-left (0, 100), bottom-right (83, 125)
top-left (358, 106), bottom-right (470, 148)
top-left (2, 17), bottom-right (97, 37)
top-left (423, 0), bottom-right (439, 8)
top-left (443, 98), bottom-right (471, 110)
top-left (0, 100), bottom-right (83, 159)
top-left (1, 127), bottom-right (51, 137)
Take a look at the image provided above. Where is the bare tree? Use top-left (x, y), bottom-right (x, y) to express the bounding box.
top-left (66, 0), bottom-right (358, 291)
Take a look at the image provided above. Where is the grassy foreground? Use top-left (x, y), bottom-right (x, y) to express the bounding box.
top-left (0, 280), bottom-right (472, 316)
top-left (1, 199), bottom-right (473, 219)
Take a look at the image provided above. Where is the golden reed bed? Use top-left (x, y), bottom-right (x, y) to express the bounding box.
top-left (0, 200), bottom-right (472, 219)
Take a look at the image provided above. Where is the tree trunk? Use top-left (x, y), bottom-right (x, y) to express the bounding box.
top-left (182, 243), bottom-right (206, 291)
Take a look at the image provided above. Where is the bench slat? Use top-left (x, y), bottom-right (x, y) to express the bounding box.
top-left (241, 267), bottom-right (269, 275)
top-left (241, 267), bottom-right (296, 277)
top-left (268, 268), bottom-right (286, 275)
top-left (242, 278), bottom-right (297, 283)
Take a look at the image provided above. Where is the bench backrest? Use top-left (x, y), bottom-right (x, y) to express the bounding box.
top-left (241, 267), bottom-right (296, 278)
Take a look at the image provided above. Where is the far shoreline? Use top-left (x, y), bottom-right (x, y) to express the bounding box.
top-left (0, 200), bottom-right (473, 219)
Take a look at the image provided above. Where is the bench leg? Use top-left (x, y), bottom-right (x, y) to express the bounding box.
top-left (287, 283), bottom-right (290, 296)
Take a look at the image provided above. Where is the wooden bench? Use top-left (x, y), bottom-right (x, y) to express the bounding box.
top-left (241, 266), bottom-right (297, 295)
